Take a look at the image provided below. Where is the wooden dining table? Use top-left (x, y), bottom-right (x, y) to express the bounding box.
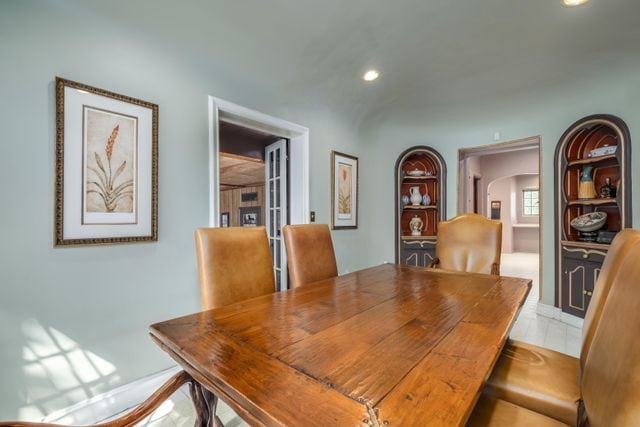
top-left (150, 263), bottom-right (531, 427)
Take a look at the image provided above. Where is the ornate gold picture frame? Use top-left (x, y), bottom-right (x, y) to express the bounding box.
top-left (331, 150), bottom-right (359, 230)
top-left (55, 77), bottom-right (158, 246)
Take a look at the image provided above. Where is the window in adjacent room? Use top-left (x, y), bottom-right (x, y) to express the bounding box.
top-left (523, 189), bottom-right (539, 216)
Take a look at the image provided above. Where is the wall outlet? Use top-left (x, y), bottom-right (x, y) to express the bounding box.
top-left (310, 211), bottom-right (316, 222)
top-left (494, 132), bottom-right (501, 141)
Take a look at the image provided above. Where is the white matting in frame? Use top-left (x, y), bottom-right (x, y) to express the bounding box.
top-left (55, 77), bottom-right (158, 245)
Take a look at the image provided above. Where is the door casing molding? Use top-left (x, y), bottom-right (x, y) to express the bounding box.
top-left (207, 96), bottom-right (310, 226)
top-left (457, 136), bottom-right (542, 302)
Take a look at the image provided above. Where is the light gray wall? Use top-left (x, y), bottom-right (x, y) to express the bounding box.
top-left (460, 156), bottom-right (481, 213)
top-left (360, 59), bottom-right (640, 307)
top-left (3, 0), bottom-right (640, 421)
top-left (487, 177), bottom-right (515, 253)
top-left (478, 149), bottom-right (539, 217)
top-left (515, 175), bottom-right (540, 224)
top-left (513, 175), bottom-right (540, 253)
top-left (0, 2), bottom-right (366, 419)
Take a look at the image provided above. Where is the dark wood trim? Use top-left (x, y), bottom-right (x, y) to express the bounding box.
top-left (554, 114), bottom-right (632, 314)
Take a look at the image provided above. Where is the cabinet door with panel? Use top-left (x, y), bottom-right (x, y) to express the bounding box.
top-left (562, 258), bottom-right (592, 317)
top-left (401, 240), bottom-right (436, 267)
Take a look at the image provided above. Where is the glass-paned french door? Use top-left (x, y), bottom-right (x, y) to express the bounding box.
top-left (265, 139), bottom-right (288, 292)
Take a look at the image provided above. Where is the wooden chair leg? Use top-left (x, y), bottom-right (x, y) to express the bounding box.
top-left (491, 263), bottom-right (500, 276)
top-left (189, 381), bottom-right (223, 427)
top-left (427, 258), bottom-right (440, 269)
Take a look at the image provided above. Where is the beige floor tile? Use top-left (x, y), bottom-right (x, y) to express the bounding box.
top-left (502, 252), bottom-right (582, 355)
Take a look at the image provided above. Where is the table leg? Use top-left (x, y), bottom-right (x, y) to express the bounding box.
top-left (189, 381), bottom-right (224, 427)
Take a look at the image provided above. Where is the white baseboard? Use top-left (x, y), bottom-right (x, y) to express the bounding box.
top-left (536, 302), bottom-right (584, 329)
top-left (43, 366), bottom-right (181, 425)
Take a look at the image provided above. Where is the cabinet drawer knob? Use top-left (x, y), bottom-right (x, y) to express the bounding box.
top-left (583, 290), bottom-right (588, 295)
top-left (587, 291), bottom-right (593, 296)
top-left (582, 253), bottom-right (588, 259)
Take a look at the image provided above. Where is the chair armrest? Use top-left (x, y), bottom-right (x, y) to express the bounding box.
top-left (0, 371), bottom-right (192, 427)
top-left (491, 263), bottom-right (500, 276)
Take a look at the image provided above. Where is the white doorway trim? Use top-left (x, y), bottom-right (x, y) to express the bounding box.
top-left (207, 96), bottom-right (310, 227)
top-left (457, 136), bottom-right (542, 301)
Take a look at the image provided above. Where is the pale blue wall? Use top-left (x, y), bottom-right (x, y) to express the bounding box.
top-left (3, 0), bottom-right (640, 421)
top-left (0, 1), bottom-right (365, 419)
top-left (359, 60), bottom-right (640, 305)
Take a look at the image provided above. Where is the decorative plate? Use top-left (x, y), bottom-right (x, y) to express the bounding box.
top-left (407, 168), bottom-right (426, 177)
top-left (570, 211), bottom-right (607, 232)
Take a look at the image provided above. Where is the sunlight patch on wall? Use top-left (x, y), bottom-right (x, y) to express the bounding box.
top-left (18, 319), bottom-right (120, 420)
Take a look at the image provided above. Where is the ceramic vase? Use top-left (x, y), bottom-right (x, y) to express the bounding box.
top-left (410, 186), bottom-right (422, 206)
top-left (578, 166), bottom-right (597, 200)
top-left (401, 195), bottom-right (410, 207)
top-left (422, 190), bottom-right (431, 206)
top-left (409, 215), bottom-right (424, 236)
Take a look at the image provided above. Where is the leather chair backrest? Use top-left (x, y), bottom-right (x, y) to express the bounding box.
top-left (195, 227), bottom-right (275, 310)
top-left (580, 229), bottom-right (640, 371)
top-left (435, 214), bottom-right (502, 275)
top-left (581, 231), bottom-right (640, 426)
top-left (283, 224), bottom-right (338, 289)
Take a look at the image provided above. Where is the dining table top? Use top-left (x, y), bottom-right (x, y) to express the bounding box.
top-left (149, 263), bottom-right (531, 427)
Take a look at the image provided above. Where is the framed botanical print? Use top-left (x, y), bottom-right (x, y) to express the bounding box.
top-left (55, 77), bottom-right (158, 246)
top-left (239, 206), bottom-right (261, 227)
top-left (331, 151), bottom-right (358, 229)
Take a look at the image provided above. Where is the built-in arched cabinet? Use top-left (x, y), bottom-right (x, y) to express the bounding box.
top-left (395, 146), bottom-right (447, 266)
top-left (554, 114), bottom-right (632, 318)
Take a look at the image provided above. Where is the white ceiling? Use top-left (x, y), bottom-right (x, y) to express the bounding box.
top-left (82, 0), bottom-right (640, 123)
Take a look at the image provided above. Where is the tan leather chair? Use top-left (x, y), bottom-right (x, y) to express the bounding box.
top-left (468, 395), bottom-right (568, 427)
top-left (469, 229), bottom-right (640, 426)
top-left (580, 239), bottom-right (640, 426)
top-left (431, 213), bottom-right (502, 275)
top-left (283, 224), bottom-right (338, 289)
top-left (195, 226), bottom-right (275, 310)
top-left (482, 229), bottom-right (640, 425)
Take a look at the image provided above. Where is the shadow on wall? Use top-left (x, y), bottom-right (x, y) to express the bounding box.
top-left (17, 319), bottom-right (120, 421)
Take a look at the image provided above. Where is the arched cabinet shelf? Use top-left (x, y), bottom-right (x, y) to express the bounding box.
top-left (554, 114), bottom-right (632, 318)
top-left (395, 146), bottom-right (447, 266)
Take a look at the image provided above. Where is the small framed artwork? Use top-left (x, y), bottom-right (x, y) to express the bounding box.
top-left (239, 207), bottom-right (261, 227)
top-left (55, 78), bottom-right (158, 246)
top-left (241, 192), bottom-right (258, 202)
top-left (490, 201), bottom-right (501, 220)
top-left (220, 212), bottom-right (230, 227)
top-left (331, 151), bottom-right (359, 229)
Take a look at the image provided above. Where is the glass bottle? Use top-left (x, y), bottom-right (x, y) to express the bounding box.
top-left (599, 177), bottom-right (616, 199)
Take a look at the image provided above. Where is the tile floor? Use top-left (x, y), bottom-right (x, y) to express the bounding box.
top-left (123, 253), bottom-right (582, 426)
top-left (501, 252), bottom-right (582, 358)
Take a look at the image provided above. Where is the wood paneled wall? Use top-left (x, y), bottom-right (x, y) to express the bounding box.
top-left (220, 185), bottom-right (265, 227)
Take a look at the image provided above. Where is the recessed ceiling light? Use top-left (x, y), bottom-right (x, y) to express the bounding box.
top-left (563, 0), bottom-right (589, 6)
top-left (363, 70), bottom-right (380, 82)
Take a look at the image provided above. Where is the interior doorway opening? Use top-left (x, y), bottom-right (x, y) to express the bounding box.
top-left (458, 136), bottom-right (542, 301)
top-left (209, 97), bottom-right (310, 292)
top-left (473, 175), bottom-right (482, 214)
top-left (218, 121), bottom-right (289, 290)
